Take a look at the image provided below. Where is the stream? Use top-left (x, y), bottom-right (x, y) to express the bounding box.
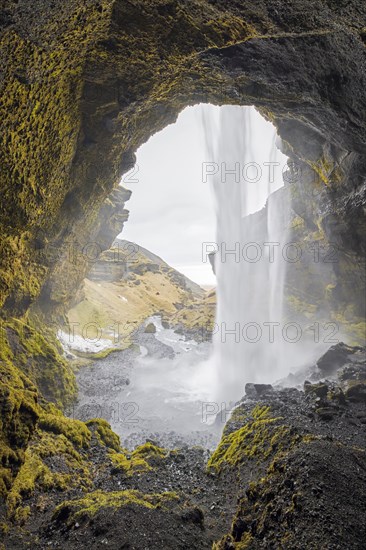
top-left (68, 316), bottom-right (223, 449)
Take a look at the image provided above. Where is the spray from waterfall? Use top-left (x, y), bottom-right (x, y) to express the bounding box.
top-left (202, 105), bottom-right (291, 401)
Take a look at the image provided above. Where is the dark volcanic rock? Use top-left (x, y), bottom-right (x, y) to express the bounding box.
top-left (211, 375), bottom-right (366, 549)
top-left (2, 345), bottom-right (366, 549)
top-left (317, 343), bottom-right (363, 375)
top-left (344, 383), bottom-right (366, 403)
top-left (339, 361), bottom-right (366, 383)
top-left (245, 383), bottom-right (274, 398)
top-left (304, 380), bottom-right (329, 398)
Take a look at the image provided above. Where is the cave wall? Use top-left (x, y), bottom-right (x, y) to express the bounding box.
top-left (1, 0), bottom-right (365, 322)
top-left (0, 0), bottom-right (365, 522)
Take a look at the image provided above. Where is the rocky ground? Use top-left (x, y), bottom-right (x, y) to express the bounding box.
top-left (69, 318), bottom-right (220, 451)
top-left (1, 342), bottom-right (365, 549)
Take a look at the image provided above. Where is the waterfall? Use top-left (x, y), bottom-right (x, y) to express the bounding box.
top-left (202, 105), bottom-right (291, 401)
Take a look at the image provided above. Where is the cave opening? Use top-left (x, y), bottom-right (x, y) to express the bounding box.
top-left (63, 104), bottom-right (316, 449)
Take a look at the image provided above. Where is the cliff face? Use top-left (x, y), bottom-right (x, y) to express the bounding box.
top-left (0, 0), bottom-right (365, 320)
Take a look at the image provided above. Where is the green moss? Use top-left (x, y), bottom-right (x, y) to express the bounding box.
top-left (1, 318), bottom-right (76, 408)
top-left (110, 451), bottom-right (151, 476)
top-left (38, 405), bottom-right (91, 449)
top-left (13, 505), bottom-right (31, 525)
top-left (6, 416), bottom-right (94, 519)
top-left (0, 466), bottom-right (13, 498)
top-left (109, 442), bottom-right (168, 476)
top-left (86, 418), bottom-right (120, 452)
top-left (131, 442), bottom-right (168, 460)
top-left (211, 427), bottom-right (319, 548)
top-left (0, 521), bottom-right (9, 535)
top-left (0, 316), bottom-right (83, 502)
top-left (0, 1), bottom-right (115, 312)
top-left (207, 405), bottom-right (299, 472)
top-left (0, 320), bottom-right (39, 497)
top-left (53, 489), bottom-right (180, 526)
top-left (6, 447), bottom-right (64, 516)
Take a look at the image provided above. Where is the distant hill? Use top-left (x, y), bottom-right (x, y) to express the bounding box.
top-left (66, 240), bottom-right (215, 353)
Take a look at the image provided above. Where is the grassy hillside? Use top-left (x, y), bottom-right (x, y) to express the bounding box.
top-left (66, 240), bottom-right (216, 352)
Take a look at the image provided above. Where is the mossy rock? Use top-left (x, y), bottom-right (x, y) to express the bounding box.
top-left (53, 489), bottom-right (180, 527)
top-left (0, 316), bottom-right (85, 504)
top-left (303, 381), bottom-right (329, 399)
top-left (39, 404), bottom-right (91, 449)
top-left (1, 317), bottom-right (76, 408)
top-left (207, 405), bottom-right (299, 472)
top-left (86, 418), bottom-right (120, 452)
top-left (109, 442), bottom-right (169, 476)
top-left (0, 321), bottom-right (40, 498)
top-left (144, 322), bottom-right (157, 334)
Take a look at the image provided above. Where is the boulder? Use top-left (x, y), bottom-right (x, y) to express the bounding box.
top-left (144, 323), bottom-right (157, 334)
top-left (245, 383), bottom-right (273, 398)
top-left (304, 381), bottom-right (329, 399)
top-left (316, 343), bottom-right (363, 376)
top-left (344, 383), bottom-right (366, 404)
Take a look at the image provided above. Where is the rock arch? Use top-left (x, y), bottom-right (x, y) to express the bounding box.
top-left (1, 0), bottom-right (365, 318)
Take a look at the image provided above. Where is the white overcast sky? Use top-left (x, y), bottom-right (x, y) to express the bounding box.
top-left (119, 105), bottom-right (287, 287)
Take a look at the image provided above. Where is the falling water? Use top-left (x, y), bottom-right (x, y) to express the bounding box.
top-left (65, 104), bottom-right (329, 447)
top-left (202, 105), bottom-right (291, 401)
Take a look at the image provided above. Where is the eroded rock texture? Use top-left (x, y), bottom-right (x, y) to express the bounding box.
top-left (0, 0), bottom-right (365, 321)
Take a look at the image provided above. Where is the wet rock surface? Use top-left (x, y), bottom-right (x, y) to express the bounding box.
top-left (316, 343), bottom-right (365, 376)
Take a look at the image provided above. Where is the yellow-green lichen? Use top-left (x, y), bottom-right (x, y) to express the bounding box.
top-left (109, 442), bottom-right (169, 476)
top-left (86, 418), bottom-right (120, 452)
top-left (53, 489), bottom-right (180, 526)
top-left (310, 155), bottom-right (335, 186)
top-left (38, 405), bottom-right (91, 449)
top-left (332, 311), bottom-right (366, 346)
top-left (207, 405), bottom-right (297, 472)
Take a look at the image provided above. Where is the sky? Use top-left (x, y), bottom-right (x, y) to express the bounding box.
top-left (119, 104), bottom-right (288, 287)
